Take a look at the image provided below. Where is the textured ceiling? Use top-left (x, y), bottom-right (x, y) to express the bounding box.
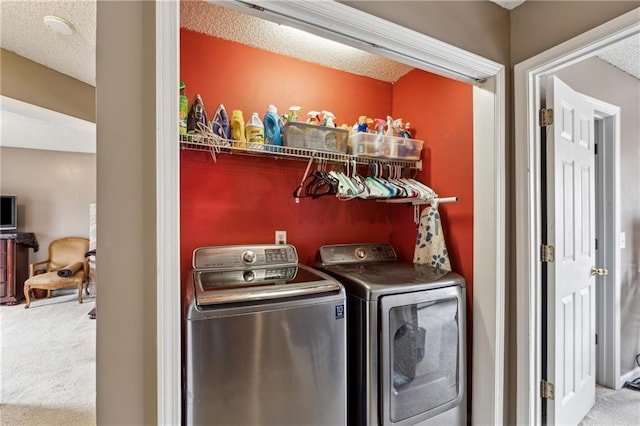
top-left (597, 33), bottom-right (640, 80)
top-left (488, 0), bottom-right (527, 10)
top-left (180, 1), bottom-right (413, 83)
top-left (0, 0), bottom-right (96, 86)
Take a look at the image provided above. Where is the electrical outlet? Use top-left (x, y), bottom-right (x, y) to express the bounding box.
top-left (275, 230), bottom-right (287, 245)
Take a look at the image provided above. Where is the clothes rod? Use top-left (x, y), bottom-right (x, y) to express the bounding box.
top-left (382, 196), bottom-right (458, 206)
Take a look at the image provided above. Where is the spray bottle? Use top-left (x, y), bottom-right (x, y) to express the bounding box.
top-left (287, 106), bottom-right (303, 123)
top-left (306, 111), bottom-right (321, 125)
top-left (322, 111), bottom-right (336, 127)
top-left (373, 118), bottom-right (387, 155)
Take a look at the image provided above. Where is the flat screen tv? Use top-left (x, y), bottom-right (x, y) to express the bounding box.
top-left (0, 195), bottom-right (17, 231)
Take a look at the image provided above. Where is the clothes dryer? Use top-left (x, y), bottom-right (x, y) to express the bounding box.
top-left (316, 243), bottom-right (466, 426)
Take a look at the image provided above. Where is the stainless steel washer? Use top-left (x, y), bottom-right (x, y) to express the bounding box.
top-left (184, 244), bottom-right (347, 426)
top-left (316, 243), bottom-right (466, 426)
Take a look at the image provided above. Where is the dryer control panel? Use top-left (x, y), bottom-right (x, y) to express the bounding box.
top-left (318, 243), bottom-right (397, 265)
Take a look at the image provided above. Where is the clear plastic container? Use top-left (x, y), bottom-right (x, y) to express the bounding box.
top-left (349, 133), bottom-right (423, 160)
top-left (282, 122), bottom-right (348, 153)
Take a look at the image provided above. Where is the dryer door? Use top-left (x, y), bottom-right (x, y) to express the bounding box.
top-left (379, 286), bottom-right (465, 425)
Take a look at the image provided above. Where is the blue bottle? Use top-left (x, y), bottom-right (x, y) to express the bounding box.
top-left (263, 105), bottom-right (282, 151)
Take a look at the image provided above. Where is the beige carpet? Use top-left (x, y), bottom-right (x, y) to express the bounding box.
top-left (0, 290), bottom-right (96, 425)
top-left (579, 384), bottom-right (640, 425)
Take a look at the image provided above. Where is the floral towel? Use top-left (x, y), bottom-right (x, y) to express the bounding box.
top-left (413, 205), bottom-right (451, 271)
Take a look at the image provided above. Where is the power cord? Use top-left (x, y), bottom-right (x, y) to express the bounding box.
top-left (623, 353), bottom-right (640, 391)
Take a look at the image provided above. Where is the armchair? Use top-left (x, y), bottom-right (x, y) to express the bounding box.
top-left (23, 237), bottom-right (90, 308)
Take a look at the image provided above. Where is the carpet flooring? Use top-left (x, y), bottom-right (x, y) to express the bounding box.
top-left (579, 384), bottom-right (640, 425)
top-left (1, 290), bottom-right (637, 425)
top-left (0, 290), bottom-right (96, 425)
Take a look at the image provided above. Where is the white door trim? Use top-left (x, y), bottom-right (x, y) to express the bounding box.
top-left (158, 1), bottom-right (506, 423)
top-left (590, 97), bottom-right (622, 390)
top-left (515, 8), bottom-right (639, 425)
top-left (156, 1), bottom-right (181, 425)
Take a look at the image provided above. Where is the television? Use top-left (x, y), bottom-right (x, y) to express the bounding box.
top-left (0, 195), bottom-right (17, 231)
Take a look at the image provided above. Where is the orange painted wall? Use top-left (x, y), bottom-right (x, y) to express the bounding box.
top-left (179, 30), bottom-right (473, 296)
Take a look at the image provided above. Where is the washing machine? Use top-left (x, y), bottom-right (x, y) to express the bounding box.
top-left (316, 243), bottom-right (466, 426)
top-left (184, 244), bottom-right (347, 426)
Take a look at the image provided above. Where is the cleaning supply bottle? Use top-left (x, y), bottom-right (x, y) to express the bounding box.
top-left (187, 94), bottom-right (208, 134)
top-left (211, 104), bottom-right (230, 140)
top-left (287, 106), bottom-right (302, 123)
top-left (179, 82), bottom-right (188, 135)
top-left (245, 112), bottom-right (265, 148)
top-left (322, 110), bottom-right (336, 127)
top-left (230, 110), bottom-right (246, 147)
top-left (357, 115), bottom-right (368, 132)
top-left (263, 105), bottom-right (282, 149)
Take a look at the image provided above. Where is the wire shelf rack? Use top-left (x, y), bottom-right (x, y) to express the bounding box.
top-left (179, 134), bottom-right (422, 170)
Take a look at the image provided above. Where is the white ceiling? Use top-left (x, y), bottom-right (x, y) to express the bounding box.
top-left (0, 0), bottom-right (638, 153)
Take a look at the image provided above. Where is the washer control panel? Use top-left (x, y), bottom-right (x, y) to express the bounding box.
top-left (318, 243), bottom-right (397, 265)
top-left (193, 244), bottom-right (298, 269)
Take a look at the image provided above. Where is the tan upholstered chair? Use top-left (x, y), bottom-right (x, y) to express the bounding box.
top-left (23, 237), bottom-right (90, 308)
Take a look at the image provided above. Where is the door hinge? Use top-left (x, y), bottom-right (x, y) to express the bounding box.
top-left (539, 108), bottom-right (554, 127)
top-left (596, 333), bottom-right (598, 345)
top-left (540, 244), bottom-right (555, 263)
top-left (540, 380), bottom-right (555, 400)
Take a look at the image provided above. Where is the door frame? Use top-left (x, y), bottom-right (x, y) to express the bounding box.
top-left (591, 98), bottom-right (622, 390)
top-left (515, 8), bottom-right (638, 425)
top-left (157, 1), bottom-right (506, 424)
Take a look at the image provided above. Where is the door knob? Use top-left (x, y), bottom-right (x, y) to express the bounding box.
top-left (591, 267), bottom-right (608, 276)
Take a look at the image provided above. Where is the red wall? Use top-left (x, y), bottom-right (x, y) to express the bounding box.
top-left (391, 69), bottom-right (474, 400)
top-left (179, 30), bottom-right (473, 295)
top-left (391, 69), bottom-right (474, 294)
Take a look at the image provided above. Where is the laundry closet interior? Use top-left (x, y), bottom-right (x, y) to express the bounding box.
top-left (179, 0), bottom-right (475, 408)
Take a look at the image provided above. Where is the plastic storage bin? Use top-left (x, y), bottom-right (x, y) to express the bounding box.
top-left (282, 123), bottom-right (348, 153)
top-left (349, 133), bottom-right (423, 160)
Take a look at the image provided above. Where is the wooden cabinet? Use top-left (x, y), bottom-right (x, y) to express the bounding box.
top-left (0, 233), bottom-right (37, 305)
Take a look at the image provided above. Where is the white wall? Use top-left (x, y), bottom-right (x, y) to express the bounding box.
top-left (0, 147), bottom-right (96, 262)
top-left (556, 57), bottom-right (640, 377)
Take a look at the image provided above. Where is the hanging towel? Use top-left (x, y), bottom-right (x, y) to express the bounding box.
top-left (413, 205), bottom-right (451, 271)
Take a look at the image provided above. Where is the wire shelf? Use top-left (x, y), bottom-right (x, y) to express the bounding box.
top-left (179, 134), bottom-right (422, 170)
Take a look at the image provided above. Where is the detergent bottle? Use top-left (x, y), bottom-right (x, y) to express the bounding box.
top-left (179, 82), bottom-right (188, 135)
top-left (230, 110), bottom-right (246, 147)
top-left (263, 105), bottom-right (282, 148)
top-left (245, 112), bottom-right (265, 147)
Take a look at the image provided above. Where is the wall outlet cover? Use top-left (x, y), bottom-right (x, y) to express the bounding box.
top-left (275, 230), bottom-right (287, 245)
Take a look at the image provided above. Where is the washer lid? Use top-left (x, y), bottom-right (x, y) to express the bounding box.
top-left (317, 262), bottom-right (465, 300)
top-left (193, 264), bottom-right (340, 306)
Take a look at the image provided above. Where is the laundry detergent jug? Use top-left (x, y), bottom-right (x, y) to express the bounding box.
top-left (245, 112), bottom-right (265, 148)
top-left (230, 110), bottom-right (246, 147)
top-left (263, 105), bottom-right (282, 151)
